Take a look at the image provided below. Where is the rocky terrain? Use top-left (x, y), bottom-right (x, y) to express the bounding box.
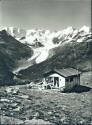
top-left (0, 84), bottom-right (92, 125)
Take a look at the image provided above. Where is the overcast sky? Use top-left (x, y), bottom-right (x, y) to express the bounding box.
top-left (0, 0), bottom-right (91, 30)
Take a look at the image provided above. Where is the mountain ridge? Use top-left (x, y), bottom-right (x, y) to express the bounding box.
top-left (2, 26), bottom-right (91, 63)
top-left (0, 30), bottom-right (33, 85)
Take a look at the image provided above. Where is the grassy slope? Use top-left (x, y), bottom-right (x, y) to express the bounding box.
top-left (19, 41), bottom-right (92, 82)
top-left (0, 30), bottom-right (33, 85)
top-left (0, 86), bottom-right (92, 125)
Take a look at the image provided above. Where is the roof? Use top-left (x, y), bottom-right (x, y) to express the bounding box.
top-left (44, 68), bottom-right (81, 78)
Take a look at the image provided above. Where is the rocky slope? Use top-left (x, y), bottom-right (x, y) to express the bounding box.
top-left (0, 86), bottom-right (92, 125)
top-left (0, 30), bottom-right (33, 85)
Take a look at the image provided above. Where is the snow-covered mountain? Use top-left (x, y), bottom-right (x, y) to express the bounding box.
top-left (2, 26), bottom-right (91, 44)
top-left (2, 27), bottom-right (26, 39)
top-left (3, 26), bottom-right (91, 46)
top-left (0, 26), bottom-right (91, 82)
top-left (1, 26), bottom-right (91, 69)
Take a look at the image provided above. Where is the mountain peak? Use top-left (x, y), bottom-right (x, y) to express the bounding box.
top-left (79, 25), bottom-right (89, 33)
top-left (62, 26), bottom-right (74, 35)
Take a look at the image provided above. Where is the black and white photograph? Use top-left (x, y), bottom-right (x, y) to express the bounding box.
top-left (0, 0), bottom-right (92, 124)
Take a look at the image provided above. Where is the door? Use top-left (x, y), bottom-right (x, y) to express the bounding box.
top-left (54, 77), bottom-right (59, 87)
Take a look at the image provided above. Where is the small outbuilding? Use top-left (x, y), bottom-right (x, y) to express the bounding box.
top-left (43, 68), bottom-right (81, 91)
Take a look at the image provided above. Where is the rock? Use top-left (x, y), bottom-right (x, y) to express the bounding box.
top-left (5, 87), bottom-right (12, 93)
top-left (13, 106), bottom-right (21, 111)
top-left (34, 112), bottom-right (39, 118)
top-left (0, 116), bottom-right (24, 124)
top-left (18, 94), bottom-right (29, 99)
top-left (47, 111), bottom-right (52, 115)
top-left (0, 98), bottom-right (10, 102)
top-left (5, 86), bottom-right (19, 95)
top-left (24, 118), bottom-right (53, 125)
top-left (78, 119), bottom-right (86, 125)
top-left (60, 116), bottom-right (66, 122)
top-left (10, 103), bottom-right (18, 108)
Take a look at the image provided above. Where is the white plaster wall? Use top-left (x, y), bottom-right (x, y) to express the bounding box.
top-left (49, 73), bottom-right (65, 88)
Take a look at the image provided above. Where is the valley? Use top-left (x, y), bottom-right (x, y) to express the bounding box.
top-left (0, 26), bottom-right (92, 125)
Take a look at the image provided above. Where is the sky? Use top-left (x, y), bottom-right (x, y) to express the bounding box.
top-left (0, 0), bottom-right (91, 31)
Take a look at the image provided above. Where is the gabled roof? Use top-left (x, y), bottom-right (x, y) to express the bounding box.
top-left (44, 68), bottom-right (81, 78)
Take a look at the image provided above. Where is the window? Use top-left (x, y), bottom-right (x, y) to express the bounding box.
top-left (50, 77), bottom-right (54, 82)
top-left (47, 77), bottom-right (53, 83)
